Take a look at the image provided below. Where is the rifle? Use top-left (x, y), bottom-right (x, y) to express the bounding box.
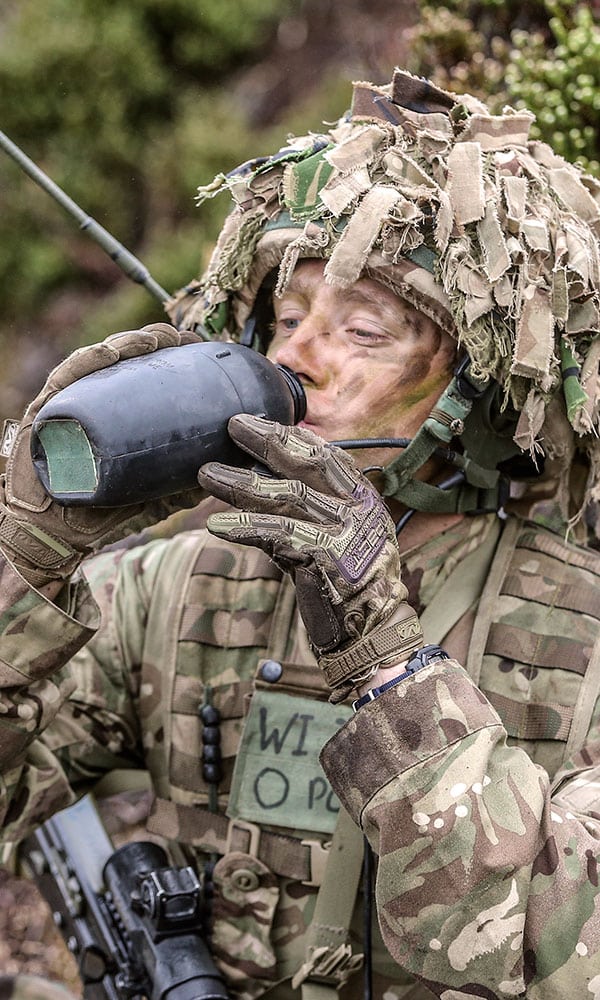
top-left (19, 794), bottom-right (229, 1000)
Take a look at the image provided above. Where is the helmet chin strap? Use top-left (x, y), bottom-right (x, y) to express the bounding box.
top-left (333, 359), bottom-right (509, 526)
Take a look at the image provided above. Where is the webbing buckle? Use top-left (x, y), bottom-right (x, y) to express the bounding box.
top-left (291, 943), bottom-right (363, 989)
top-left (225, 818), bottom-right (261, 858)
top-left (300, 838), bottom-right (331, 887)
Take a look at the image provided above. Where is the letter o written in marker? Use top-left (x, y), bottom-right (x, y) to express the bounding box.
top-left (254, 767), bottom-right (289, 809)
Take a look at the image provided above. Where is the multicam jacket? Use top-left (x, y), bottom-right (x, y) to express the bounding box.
top-left (0, 503), bottom-right (599, 1000)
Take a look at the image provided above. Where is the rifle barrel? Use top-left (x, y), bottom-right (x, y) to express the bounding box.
top-left (0, 129), bottom-right (171, 304)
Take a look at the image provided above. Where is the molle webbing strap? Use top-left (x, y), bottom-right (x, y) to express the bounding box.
top-left (466, 517), bottom-right (600, 720)
top-left (147, 797), bottom-right (325, 884)
top-left (518, 525), bottom-right (600, 759)
top-left (502, 566), bottom-right (600, 617)
top-left (265, 568), bottom-right (298, 663)
top-left (486, 689), bottom-right (573, 741)
top-left (486, 623), bottom-right (591, 675)
top-left (140, 533), bottom-right (204, 800)
top-left (520, 526), bottom-right (600, 571)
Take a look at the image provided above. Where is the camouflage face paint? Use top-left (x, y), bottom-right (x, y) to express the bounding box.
top-left (267, 261), bottom-right (456, 472)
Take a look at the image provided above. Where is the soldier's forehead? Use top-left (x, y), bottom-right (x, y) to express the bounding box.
top-left (278, 260), bottom-right (420, 319)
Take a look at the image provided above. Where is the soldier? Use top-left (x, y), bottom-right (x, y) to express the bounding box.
top-left (0, 68), bottom-right (599, 999)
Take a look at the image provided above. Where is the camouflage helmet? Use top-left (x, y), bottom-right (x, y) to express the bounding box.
top-left (168, 69), bottom-right (600, 529)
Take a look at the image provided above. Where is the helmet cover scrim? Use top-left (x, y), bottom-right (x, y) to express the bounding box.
top-left (168, 69), bottom-right (600, 524)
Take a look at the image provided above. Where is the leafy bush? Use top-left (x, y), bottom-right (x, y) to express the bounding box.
top-left (407, 0), bottom-right (599, 176)
top-left (404, 0), bottom-right (548, 98)
top-left (0, 0), bottom-right (291, 337)
top-left (507, 1), bottom-right (600, 175)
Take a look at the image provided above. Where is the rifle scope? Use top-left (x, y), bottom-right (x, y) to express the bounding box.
top-left (104, 840), bottom-right (229, 1000)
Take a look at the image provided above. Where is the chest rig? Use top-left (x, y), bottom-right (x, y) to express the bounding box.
top-left (142, 528), bottom-right (346, 862)
top-left (139, 515), bottom-right (600, 999)
top-left (141, 528), bottom-right (372, 998)
top-left (463, 517), bottom-right (600, 780)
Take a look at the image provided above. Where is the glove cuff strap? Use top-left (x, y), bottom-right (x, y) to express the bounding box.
top-left (319, 604), bottom-right (424, 694)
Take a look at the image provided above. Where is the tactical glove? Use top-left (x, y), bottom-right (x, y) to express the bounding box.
top-left (199, 414), bottom-right (423, 702)
top-left (0, 324), bottom-right (205, 588)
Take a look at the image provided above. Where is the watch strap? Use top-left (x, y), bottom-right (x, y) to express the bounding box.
top-left (352, 644), bottom-right (450, 711)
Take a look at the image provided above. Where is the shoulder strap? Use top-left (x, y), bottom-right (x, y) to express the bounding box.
top-left (266, 576), bottom-right (365, 998)
top-left (464, 516), bottom-right (520, 686)
top-left (419, 516), bottom-right (502, 647)
top-left (565, 630), bottom-right (600, 759)
top-left (293, 806), bottom-right (365, 1000)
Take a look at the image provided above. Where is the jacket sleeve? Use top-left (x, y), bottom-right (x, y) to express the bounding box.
top-left (0, 541), bottom-right (168, 859)
top-left (320, 657), bottom-right (600, 999)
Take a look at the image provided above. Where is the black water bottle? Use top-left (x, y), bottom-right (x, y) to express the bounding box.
top-left (30, 342), bottom-right (306, 506)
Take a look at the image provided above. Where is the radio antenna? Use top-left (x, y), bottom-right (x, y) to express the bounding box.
top-left (0, 129), bottom-right (171, 304)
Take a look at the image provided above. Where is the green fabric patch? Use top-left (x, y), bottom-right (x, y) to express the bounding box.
top-left (252, 143), bottom-right (330, 176)
top-left (283, 148), bottom-right (335, 223)
top-left (263, 209), bottom-right (299, 233)
top-left (36, 420), bottom-right (98, 494)
top-left (203, 300), bottom-right (229, 338)
top-left (405, 244), bottom-right (438, 275)
top-left (228, 690), bottom-right (351, 835)
top-left (561, 341), bottom-right (588, 422)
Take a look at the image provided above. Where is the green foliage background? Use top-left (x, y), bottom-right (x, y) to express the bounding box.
top-left (0, 0), bottom-right (598, 422)
top-left (1, 0), bottom-right (293, 345)
top-left (406, 0), bottom-right (600, 174)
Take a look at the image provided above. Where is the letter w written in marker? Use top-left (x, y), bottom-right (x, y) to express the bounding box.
top-left (258, 707), bottom-right (314, 755)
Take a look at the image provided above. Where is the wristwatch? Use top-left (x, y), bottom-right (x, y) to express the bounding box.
top-left (352, 643), bottom-right (450, 712)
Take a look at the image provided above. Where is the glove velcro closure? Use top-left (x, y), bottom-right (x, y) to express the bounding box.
top-left (319, 604), bottom-right (424, 696)
top-left (0, 508), bottom-right (79, 580)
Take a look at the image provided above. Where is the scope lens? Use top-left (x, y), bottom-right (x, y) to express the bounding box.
top-left (163, 893), bottom-right (198, 921)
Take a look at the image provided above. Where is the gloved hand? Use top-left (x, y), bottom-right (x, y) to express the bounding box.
top-left (199, 414), bottom-right (423, 702)
top-left (0, 323), bottom-right (205, 588)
